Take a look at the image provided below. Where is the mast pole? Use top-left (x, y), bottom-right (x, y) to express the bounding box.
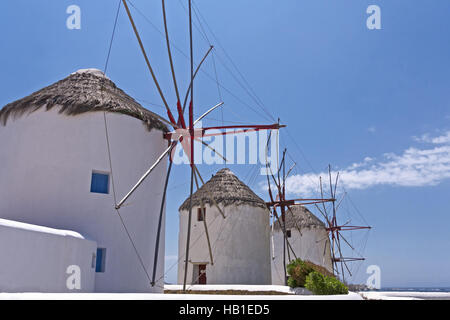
top-left (183, 0), bottom-right (195, 293)
top-left (151, 152), bottom-right (173, 287)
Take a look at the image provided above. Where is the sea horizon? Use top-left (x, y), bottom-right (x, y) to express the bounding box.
top-left (379, 287), bottom-right (450, 293)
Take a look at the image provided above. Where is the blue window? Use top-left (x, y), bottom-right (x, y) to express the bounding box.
top-left (96, 248), bottom-right (106, 273)
top-left (90, 172), bottom-right (109, 194)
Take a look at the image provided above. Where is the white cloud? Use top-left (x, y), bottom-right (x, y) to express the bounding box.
top-left (280, 131), bottom-right (450, 197)
top-left (367, 126), bottom-right (376, 133)
top-left (414, 131), bottom-right (450, 145)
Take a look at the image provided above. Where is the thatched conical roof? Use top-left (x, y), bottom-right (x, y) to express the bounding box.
top-left (273, 205), bottom-right (325, 230)
top-left (0, 69), bottom-right (167, 132)
top-left (179, 168), bottom-right (267, 211)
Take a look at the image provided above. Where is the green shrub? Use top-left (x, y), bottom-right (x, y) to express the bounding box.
top-left (287, 277), bottom-right (298, 288)
top-left (286, 259), bottom-right (314, 288)
top-left (286, 258), bottom-right (335, 288)
top-left (305, 271), bottom-right (349, 295)
top-left (304, 260), bottom-right (335, 279)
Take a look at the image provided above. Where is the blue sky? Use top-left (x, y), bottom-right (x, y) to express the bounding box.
top-left (1, 0), bottom-right (449, 287)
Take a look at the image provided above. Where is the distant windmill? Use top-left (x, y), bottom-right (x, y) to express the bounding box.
top-left (314, 165), bottom-right (372, 282)
top-left (264, 135), bottom-right (370, 283)
top-left (264, 145), bottom-right (335, 285)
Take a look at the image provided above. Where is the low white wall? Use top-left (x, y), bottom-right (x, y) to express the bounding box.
top-left (0, 219), bottom-right (97, 293)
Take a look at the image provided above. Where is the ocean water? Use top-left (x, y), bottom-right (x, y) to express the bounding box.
top-left (381, 287), bottom-right (450, 293)
top-left (361, 287), bottom-right (450, 300)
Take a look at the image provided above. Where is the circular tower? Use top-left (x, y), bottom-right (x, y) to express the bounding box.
top-left (271, 206), bottom-right (333, 285)
top-left (178, 168), bottom-right (272, 285)
top-left (0, 69), bottom-right (168, 292)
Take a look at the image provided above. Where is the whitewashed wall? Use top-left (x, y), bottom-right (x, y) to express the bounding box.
top-left (0, 218), bottom-right (96, 292)
top-left (178, 204), bottom-right (272, 285)
top-left (0, 108), bottom-right (167, 292)
top-left (271, 226), bottom-right (333, 285)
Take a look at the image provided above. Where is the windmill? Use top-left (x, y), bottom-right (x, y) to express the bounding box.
top-left (264, 145), bottom-right (335, 285)
top-left (113, 0), bottom-right (285, 292)
top-left (264, 131), bottom-right (371, 284)
top-left (313, 165), bottom-right (372, 283)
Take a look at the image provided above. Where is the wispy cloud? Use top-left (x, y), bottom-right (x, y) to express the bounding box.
top-left (414, 131), bottom-right (450, 144)
top-left (367, 126), bottom-right (376, 133)
top-left (279, 130), bottom-right (450, 197)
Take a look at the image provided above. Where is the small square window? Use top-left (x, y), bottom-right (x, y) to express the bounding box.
top-left (96, 248), bottom-right (106, 273)
top-left (91, 172), bottom-right (109, 194)
top-left (286, 229), bottom-right (292, 238)
top-left (197, 208), bottom-right (206, 222)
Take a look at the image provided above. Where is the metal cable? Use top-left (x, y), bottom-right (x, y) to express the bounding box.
top-left (100, 1), bottom-right (153, 287)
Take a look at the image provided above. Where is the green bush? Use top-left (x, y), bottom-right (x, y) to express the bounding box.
top-left (286, 258), bottom-right (335, 288)
top-left (305, 271), bottom-right (349, 295)
top-left (286, 259), bottom-right (314, 287)
top-left (287, 276), bottom-right (298, 288)
top-left (304, 260), bottom-right (335, 279)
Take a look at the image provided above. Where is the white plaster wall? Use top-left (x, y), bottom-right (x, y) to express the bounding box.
top-left (0, 218), bottom-right (96, 293)
top-left (0, 108), bottom-right (167, 292)
top-left (271, 227), bottom-right (332, 285)
top-left (178, 204), bottom-right (271, 285)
